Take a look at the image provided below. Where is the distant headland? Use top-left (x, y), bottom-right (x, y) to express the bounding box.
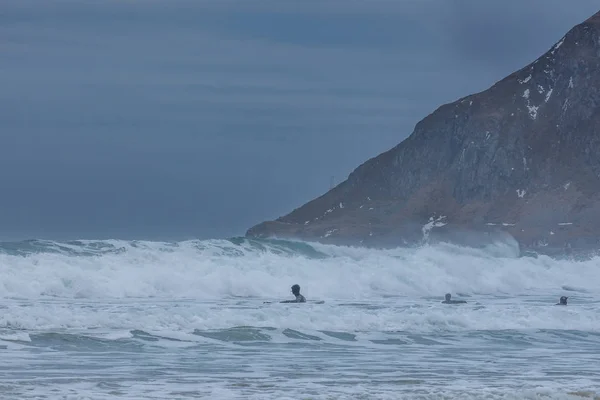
top-left (247, 10), bottom-right (600, 256)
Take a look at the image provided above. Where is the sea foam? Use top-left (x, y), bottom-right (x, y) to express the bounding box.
top-left (0, 237), bottom-right (598, 300)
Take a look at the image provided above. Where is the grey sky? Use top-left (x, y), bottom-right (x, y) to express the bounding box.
top-left (0, 0), bottom-right (598, 241)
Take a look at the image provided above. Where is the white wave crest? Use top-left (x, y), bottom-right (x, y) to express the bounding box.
top-left (0, 238), bottom-right (598, 300)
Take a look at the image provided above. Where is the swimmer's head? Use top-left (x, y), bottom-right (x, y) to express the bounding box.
top-left (445, 293), bottom-right (451, 301)
top-left (291, 284), bottom-right (301, 296)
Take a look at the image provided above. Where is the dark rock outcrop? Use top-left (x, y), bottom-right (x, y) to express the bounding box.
top-left (247, 11), bottom-right (600, 255)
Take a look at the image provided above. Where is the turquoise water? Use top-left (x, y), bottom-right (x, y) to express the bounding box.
top-left (1, 239), bottom-right (599, 399)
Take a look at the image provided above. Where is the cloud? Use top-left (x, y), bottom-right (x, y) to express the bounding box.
top-left (436, 0), bottom-right (600, 68)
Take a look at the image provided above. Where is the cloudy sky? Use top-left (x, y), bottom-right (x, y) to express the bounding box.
top-left (1, 0), bottom-right (598, 241)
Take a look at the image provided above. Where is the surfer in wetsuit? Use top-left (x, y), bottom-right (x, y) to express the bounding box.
top-left (441, 293), bottom-right (467, 304)
top-left (281, 284), bottom-right (306, 303)
top-left (555, 296), bottom-right (568, 305)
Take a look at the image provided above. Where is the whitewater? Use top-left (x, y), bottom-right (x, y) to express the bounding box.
top-left (1, 237), bottom-right (599, 399)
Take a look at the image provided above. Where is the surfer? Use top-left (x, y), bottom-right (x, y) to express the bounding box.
top-left (555, 296), bottom-right (568, 305)
top-left (281, 284), bottom-right (306, 303)
top-left (441, 293), bottom-right (467, 304)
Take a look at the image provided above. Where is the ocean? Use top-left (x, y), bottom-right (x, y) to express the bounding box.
top-left (0, 237), bottom-right (599, 399)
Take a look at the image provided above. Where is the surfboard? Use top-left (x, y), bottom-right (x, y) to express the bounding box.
top-left (263, 300), bottom-right (325, 304)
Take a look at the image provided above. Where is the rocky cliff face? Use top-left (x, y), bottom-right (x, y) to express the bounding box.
top-left (247, 11), bottom-right (600, 255)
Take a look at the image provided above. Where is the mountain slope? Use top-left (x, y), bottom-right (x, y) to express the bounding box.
top-left (247, 11), bottom-right (600, 254)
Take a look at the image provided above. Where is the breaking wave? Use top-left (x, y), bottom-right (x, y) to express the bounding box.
top-left (0, 237), bottom-right (598, 300)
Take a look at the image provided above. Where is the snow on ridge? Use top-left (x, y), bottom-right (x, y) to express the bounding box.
top-left (551, 36), bottom-right (565, 54)
top-left (527, 104), bottom-right (539, 120)
top-left (520, 75), bottom-right (532, 84)
top-left (323, 228), bottom-right (338, 238)
top-left (485, 222), bottom-right (516, 226)
top-left (522, 88), bottom-right (539, 119)
top-left (521, 83), bottom-right (550, 119)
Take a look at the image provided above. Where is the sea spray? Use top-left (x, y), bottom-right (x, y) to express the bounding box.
top-left (0, 237), bottom-right (598, 301)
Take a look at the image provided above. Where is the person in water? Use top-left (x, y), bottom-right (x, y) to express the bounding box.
top-left (281, 284), bottom-right (306, 303)
top-left (441, 293), bottom-right (467, 304)
top-left (556, 296), bottom-right (568, 305)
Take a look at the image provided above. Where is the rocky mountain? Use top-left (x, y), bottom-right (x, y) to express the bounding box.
top-left (247, 11), bottom-right (600, 255)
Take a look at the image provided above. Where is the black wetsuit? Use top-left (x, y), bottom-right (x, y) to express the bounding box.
top-left (442, 300), bottom-right (467, 304)
top-left (281, 294), bottom-right (306, 303)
